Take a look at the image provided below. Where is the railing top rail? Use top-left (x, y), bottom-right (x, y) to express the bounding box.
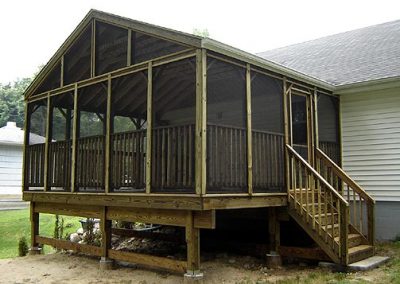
top-left (286, 144), bottom-right (349, 206)
top-left (316, 148), bottom-right (375, 204)
top-left (112, 128), bottom-right (147, 136)
top-left (77, 134), bottom-right (105, 141)
top-left (153, 123), bottom-right (195, 131)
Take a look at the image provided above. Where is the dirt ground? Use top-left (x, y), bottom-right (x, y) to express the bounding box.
top-left (0, 251), bottom-right (392, 284)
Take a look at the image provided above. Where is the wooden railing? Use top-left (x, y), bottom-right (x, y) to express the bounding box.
top-left (286, 145), bottom-right (349, 264)
top-left (316, 148), bottom-right (375, 246)
top-left (26, 143), bottom-right (45, 188)
top-left (252, 130), bottom-right (285, 191)
top-left (76, 135), bottom-right (105, 190)
top-left (48, 140), bottom-right (72, 189)
top-left (207, 124), bottom-right (247, 191)
top-left (111, 130), bottom-right (146, 190)
top-left (151, 124), bottom-right (195, 190)
top-left (319, 141), bottom-right (340, 165)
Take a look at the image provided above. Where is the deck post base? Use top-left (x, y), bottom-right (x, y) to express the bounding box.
top-left (183, 270), bottom-right (204, 283)
top-left (29, 247), bottom-right (42, 255)
top-left (99, 257), bottom-right (114, 270)
top-left (266, 251), bottom-right (282, 268)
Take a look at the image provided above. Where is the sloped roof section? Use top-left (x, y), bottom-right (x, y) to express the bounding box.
top-left (258, 19), bottom-right (400, 86)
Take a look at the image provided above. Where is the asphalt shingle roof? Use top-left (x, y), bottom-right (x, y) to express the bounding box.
top-left (257, 19), bottom-right (400, 86)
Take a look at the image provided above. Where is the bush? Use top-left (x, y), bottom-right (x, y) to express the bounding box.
top-left (18, 237), bottom-right (29, 257)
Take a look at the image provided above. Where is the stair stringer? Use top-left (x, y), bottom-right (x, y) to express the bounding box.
top-left (288, 206), bottom-right (342, 264)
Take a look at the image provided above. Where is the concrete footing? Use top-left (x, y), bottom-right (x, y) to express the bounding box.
top-left (28, 247), bottom-right (42, 255)
top-left (319, 256), bottom-right (390, 272)
top-left (99, 257), bottom-right (114, 270)
top-left (183, 270), bottom-right (204, 283)
top-left (266, 251), bottom-right (282, 268)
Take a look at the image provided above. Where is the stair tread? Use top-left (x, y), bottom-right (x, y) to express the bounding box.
top-left (349, 245), bottom-right (373, 255)
top-left (334, 233), bottom-right (360, 242)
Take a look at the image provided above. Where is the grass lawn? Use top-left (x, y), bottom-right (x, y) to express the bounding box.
top-left (0, 209), bottom-right (82, 259)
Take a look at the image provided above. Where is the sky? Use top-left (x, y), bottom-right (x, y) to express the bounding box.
top-left (0, 0), bottom-right (399, 84)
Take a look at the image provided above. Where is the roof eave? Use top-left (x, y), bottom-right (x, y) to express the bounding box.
top-left (334, 75), bottom-right (400, 94)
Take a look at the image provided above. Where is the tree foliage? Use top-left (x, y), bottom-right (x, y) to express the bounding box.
top-left (0, 77), bottom-right (32, 128)
top-left (193, 28), bottom-right (210, 38)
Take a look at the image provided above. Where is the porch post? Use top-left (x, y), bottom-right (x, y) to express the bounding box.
top-left (195, 49), bottom-right (207, 195)
top-left (283, 77), bottom-right (290, 194)
top-left (29, 202), bottom-right (41, 254)
top-left (71, 84), bottom-right (79, 192)
top-left (246, 64), bottom-right (253, 195)
top-left (99, 206), bottom-right (113, 270)
top-left (22, 103), bottom-right (31, 193)
top-left (184, 211), bottom-right (203, 280)
top-left (43, 94), bottom-right (53, 191)
top-left (145, 62), bottom-right (153, 194)
top-left (104, 75), bottom-right (113, 193)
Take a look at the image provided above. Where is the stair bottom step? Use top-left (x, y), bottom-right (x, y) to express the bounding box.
top-left (349, 245), bottom-right (374, 264)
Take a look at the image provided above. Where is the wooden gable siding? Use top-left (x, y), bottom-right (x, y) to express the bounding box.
top-left (340, 87), bottom-right (400, 201)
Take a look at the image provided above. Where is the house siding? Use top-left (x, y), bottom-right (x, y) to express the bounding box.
top-left (340, 87), bottom-right (400, 202)
top-left (0, 144), bottom-right (23, 194)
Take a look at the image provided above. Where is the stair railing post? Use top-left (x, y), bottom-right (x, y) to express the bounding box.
top-left (340, 204), bottom-right (349, 265)
top-left (367, 202), bottom-right (375, 247)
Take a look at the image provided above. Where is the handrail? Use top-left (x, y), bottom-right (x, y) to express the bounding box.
top-left (316, 148), bottom-right (375, 203)
top-left (286, 145), bottom-right (348, 205)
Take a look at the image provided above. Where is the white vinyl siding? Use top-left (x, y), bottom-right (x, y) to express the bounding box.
top-left (340, 87), bottom-right (400, 201)
top-left (0, 144), bottom-right (23, 194)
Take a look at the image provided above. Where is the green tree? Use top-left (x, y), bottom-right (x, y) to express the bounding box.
top-left (193, 28), bottom-right (210, 38)
top-left (0, 77), bottom-right (32, 128)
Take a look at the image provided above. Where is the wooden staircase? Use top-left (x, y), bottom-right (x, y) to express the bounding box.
top-left (286, 145), bottom-right (375, 265)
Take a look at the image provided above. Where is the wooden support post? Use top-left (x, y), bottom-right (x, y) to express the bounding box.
top-left (246, 64), bottom-right (253, 195)
top-left (43, 94), bottom-right (52, 191)
top-left (29, 202), bottom-right (41, 254)
top-left (71, 84), bottom-right (78, 192)
top-left (367, 203), bottom-right (375, 248)
top-left (145, 62), bottom-right (153, 194)
top-left (22, 103), bottom-right (31, 192)
top-left (60, 56), bottom-right (64, 87)
top-left (185, 211), bottom-right (202, 279)
top-left (340, 205), bottom-right (349, 265)
top-left (195, 49), bottom-right (207, 196)
top-left (268, 207), bottom-right (280, 253)
top-left (127, 29), bottom-right (132, 66)
top-left (65, 109), bottom-right (72, 141)
top-left (105, 75), bottom-right (112, 194)
top-left (91, 20), bottom-right (96, 77)
top-left (283, 77), bottom-right (290, 194)
top-left (267, 207), bottom-right (281, 268)
top-left (100, 206), bottom-right (113, 270)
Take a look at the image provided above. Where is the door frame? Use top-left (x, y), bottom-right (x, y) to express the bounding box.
top-left (285, 83), bottom-right (316, 167)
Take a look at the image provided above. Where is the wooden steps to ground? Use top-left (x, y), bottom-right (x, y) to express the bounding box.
top-left (289, 189), bottom-right (374, 265)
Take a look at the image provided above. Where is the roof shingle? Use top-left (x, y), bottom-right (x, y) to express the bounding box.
top-left (257, 19), bottom-right (400, 86)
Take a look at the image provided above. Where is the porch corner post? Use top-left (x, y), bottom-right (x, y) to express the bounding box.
top-left (246, 64), bottom-right (253, 195)
top-left (145, 61), bottom-right (153, 194)
top-left (43, 93), bottom-right (52, 191)
top-left (22, 102), bottom-right (31, 193)
top-left (105, 75), bottom-right (112, 193)
top-left (283, 77), bottom-right (290, 194)
top-left (71, 84), bottom-right (78, 192)
top-left (195, 48), bottom-right (207, 195)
